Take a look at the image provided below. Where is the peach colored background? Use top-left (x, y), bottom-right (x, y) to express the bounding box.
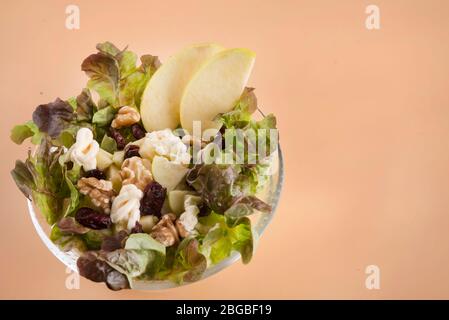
top-left (1, 0), bottom-right (449, 299)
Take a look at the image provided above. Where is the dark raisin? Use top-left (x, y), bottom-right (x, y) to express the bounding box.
top-left (66, 161), bottom-right (74, 170)
top-left (130, 221), bottom-right (144, 234)
top-left (109, 128), bottom-right (126, 150)
top-left (101, 230), bottom-right (129, 252)
top-left (124, 144), bottom-right (140, 159)
top-left (198, 203), bottom-right (211, 217)
top-left (131, 123), bottom-right (146, 139)
top-left (75, 207), bottom-right (112, 230)
top-left (140, 181), bottom-right (167, 217)
top-left (84, 169), bottom-right (107, 180)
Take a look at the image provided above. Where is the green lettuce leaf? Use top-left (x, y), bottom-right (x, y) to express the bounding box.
top-left (11, 138), bottom-right (69, 224)
top-left (199, 212), bottom-right (254, 264)
top-left (100, 134), bottom-right (117, 153)
top-left (10, 121), bottom-right (40, 145)
top-left (92, 106), bottom-right (116, 126)
top-left (62, 165), bottom-right (80, 217)
top-left (156, 238), bottom-right (207, 283)
top-left (125, 233), bottom-right (166, 255)
top-left (83, 229), bottom-right (113, 250)
top-left (50, 224), bottom-right (87, 253)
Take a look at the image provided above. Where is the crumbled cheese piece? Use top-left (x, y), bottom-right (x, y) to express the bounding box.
top-left (178, 204), bottom-right (199, 234)
top-left (110, 184), bottom-right (143, 230)
top-left (139, 129), bottom-right (191, 165)
top-left (66, 128), bottom-right (99, 171)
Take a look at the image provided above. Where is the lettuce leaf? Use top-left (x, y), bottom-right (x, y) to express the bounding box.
top-left (11, 138), bottom-right (80, 224)
top-left (92, 106), bottom-right (116, 126)
top-left (100, 134), bottom-right (117, 153)
top-left (75, 89), bottom-right (96, 121)
top-left (82, 42), bottom-right (160, 109)
top-left (32, 98), bottom-right (75, 138)
top-left (77, 251), bottom-right (129, 290)
top-left (81, 53), bottom-right (120, 107)
top-left (10, 121), bottom-right (40, 145)
top-left (199, 212), bottom-right (254, 264)
top-left (186, 164), bottom-right (271, 215)
top-left (156, 238), bottom-right (207, 283)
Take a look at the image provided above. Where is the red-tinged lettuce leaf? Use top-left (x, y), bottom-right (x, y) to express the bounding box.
top-left (81, 53), bottom-right (120, 107)
top-left (11, 159), bottom-right (35, 199)
top-left (11, 138), bottom-right (67, 224)
top-left (75, 89), bottom-right (96, 121)
top-left (83, 42), bottom-right (160, 109)
top-left (96, 41), bottom-right (122, 57)
top-left (32, 98), bottom-right (74, 138)
top-left (77, 251), bottom-right (129, 290)
top-left (186, 164), bottom-right (271, 216)
top-left (57, 217), bottom-right (89, 234)
top-left (224, 195), bottom-right (272, 219)
top-left (186, 164), bottom-right (240, 214)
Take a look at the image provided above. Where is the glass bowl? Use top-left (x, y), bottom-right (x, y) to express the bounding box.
top-left (27, 146), bottom-right (284, 290)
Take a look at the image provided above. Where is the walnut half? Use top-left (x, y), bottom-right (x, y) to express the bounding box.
top-left (120, 156), bottom-right (153, 191)
top-left (111, 106), bottom-right (141, 129)
top-left (77, 177), bottom-right (115, 213)
top-left (150, 214), bottom-right (179, 246)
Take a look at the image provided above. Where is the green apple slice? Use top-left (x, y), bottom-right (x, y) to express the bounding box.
top-left (151, 156), bottom-right (189, 191)
top-left (168, 190), bottom-right (192, 215)
top-left (96, 148), bottom-right (113, 171)
top-left (140, 43), bottom-right (224, 132)
top-left (180, 48), bottom-right (256, 133)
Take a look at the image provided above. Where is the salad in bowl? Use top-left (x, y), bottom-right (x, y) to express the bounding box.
top-left (11, 42), bottom-right (281, 290)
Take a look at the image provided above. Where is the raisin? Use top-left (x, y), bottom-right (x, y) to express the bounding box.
top-left (75, 207), bottom-right (112, 230)
top-left (109, 128), bottom-right (126, 150)
top-left (131, 123), bottom-right (146, 139)
top-left (124, 144), bottom-right (140, 159)
top-left (198, 203), bottom-right (211, 217)
top-left (84, 169), bottom-right (106, 180)
top-left (140, 181), bottom-right (167, 217)
top-left (101, 230), bottom-right (128, 252)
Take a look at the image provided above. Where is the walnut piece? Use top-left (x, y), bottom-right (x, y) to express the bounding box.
top-left (175, 220), bottom-right (189, 238)
top-left (120, 156), bottom-right (153, 191)
top-left (77, 177), bottom-right (115, 213)
top-left (150, 214), bottom-right (179, 246)
top-left (111, 106), bottom-right (141, 129)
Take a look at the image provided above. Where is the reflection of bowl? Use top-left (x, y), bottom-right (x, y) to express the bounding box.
top-left (27, 147), bottom-right (284, 290)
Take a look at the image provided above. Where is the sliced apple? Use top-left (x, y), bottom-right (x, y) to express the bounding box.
top-left (151, 156), bottom-right (189, 191)
top-left (106, 164), bottom-right (122, 192)
top-left (168, 190), bottom-right (193, 215)
top-left (96, 148), bottom-right (113, 171)
top-left (140, 43), bottom-right (225, 132)
top-left (180, 48), bottom-right (255, 133)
